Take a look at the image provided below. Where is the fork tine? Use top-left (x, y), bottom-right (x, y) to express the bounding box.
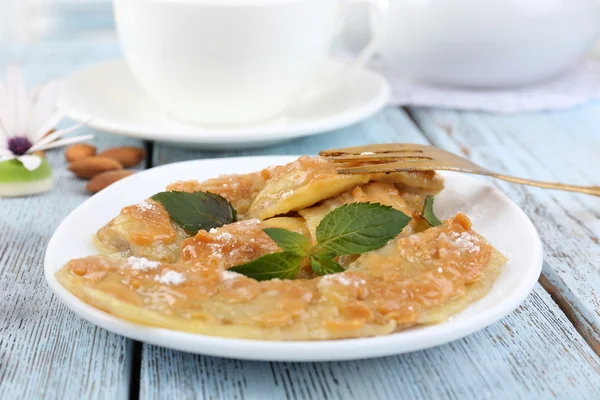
top-left (322, 143), bottom-right (487, 174)
top-left (319, 143), bottom-right (427, 156)
top-left (335, 159), bottom-right (457, 174)
top-left (327, 153), bottom-right (431, 163)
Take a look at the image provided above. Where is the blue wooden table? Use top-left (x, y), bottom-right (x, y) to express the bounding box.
top-left (1, 38), bottom-right (600, 399)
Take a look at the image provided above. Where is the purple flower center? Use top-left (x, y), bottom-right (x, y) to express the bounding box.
top-left (8, 137), bottom-right (33, 156)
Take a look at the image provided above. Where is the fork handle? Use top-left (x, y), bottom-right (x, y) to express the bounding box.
top-left (491, 173), bottom-right (600, 196)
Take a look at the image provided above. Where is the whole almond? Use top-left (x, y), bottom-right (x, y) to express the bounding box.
top-left (65, 143), bottom-right (96, 162)
top-left (86, 170), bottom-right (135, 193)
top-left (68, 156), bottom-right (122, 179)
top-left (98, 146), bottom-right (146, 168)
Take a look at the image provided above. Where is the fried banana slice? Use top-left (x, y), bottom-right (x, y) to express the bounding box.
top-left (247, 156), bottom-right (371, 220)
top-left (94, 199), bottom-right (187, 262)
top-left (167, 167), bottom-right (273, 217)
top-left (247, 156), bottom-right (444, 220)
top-left (299, 182), bottom-right (427, 243)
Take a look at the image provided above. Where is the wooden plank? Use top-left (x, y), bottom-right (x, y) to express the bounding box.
top-left (0, 51), bottom-right (145, 399)
top-left (0, 133), bottom-right (146, 400)
top-left (409, 106), bottom-right (600, 353)
top-left (143, 107), bottom-right (600, 399)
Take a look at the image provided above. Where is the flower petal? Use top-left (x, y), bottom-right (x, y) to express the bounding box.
top-left (31, 110), bottom-right (66, 144)
top-left (0, 154), bottom-right (16, 163)
top-left (33, 134), bottom-right (93, 151)
top-left (0, 147), bottom-right (12, 157)
top-left (17, 154), bottom-right (42, 171)
top-left (7, 66), bottom-right (31, 138)
top-left (0, 79), bottom-right (15, 137)
top-left (0, 120), bottom-right (6, 143)
top-left (29, 120), bottom-right (86, 152)
top-left (30, 80), bottom-right (59, 141)
top-left (30, 84), bottom-right (42, 100)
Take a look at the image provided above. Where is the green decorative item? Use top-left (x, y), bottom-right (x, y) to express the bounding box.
top-left (0, 66), bottom-right (92, 197)
top-left (0, 158), bottom-right (53, 196)
top-left (230, 202), bottom-right (411, 280)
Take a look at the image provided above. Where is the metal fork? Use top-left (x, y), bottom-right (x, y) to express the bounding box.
top-left (319, 143), bottom-right (600, 196)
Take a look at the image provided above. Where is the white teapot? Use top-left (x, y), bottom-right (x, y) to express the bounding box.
top-left (372, 0), bottom-right (600, 87)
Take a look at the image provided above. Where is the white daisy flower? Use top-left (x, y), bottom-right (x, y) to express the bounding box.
top-left (0, 66), bottom-right (92, 171)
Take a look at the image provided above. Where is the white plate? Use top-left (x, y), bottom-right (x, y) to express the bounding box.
top-left (58, 61), bottom-right (390, 149)
top-left (44, 156), bottom-right (543, 361)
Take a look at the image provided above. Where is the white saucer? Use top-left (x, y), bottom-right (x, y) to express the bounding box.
top-left (59, 61), bottom-right (390, 149)
top-left (45, 156), bottom-right (543, 362)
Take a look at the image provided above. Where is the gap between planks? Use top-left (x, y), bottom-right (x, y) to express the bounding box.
top-left (402, 106), bottom-right (600, 358)
top-left (128, 341), bottom-right (143, 400)
top-left (127, 140), bottom-right (155, 400)
top-left (539, 274), bottom-right (600, 356)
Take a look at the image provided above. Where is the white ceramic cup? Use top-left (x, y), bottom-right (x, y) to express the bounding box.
top-left (114, 0), bottom-right (387, 127)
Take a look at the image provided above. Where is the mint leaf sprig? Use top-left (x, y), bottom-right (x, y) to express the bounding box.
top-left (262, 228), bottom-right (312, 255)
top-left (230, 202), bottom-right (411, 281)
top-left (225, 251), bottom-right (305, 281)
top-left (151, 191), bottom-right (237, 235)
top-left (422, 195), bottom-right (442, 227)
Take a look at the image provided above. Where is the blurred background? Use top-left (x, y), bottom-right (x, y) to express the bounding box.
top-left (2, 0), bottom-right (600, 111)
top-left (0, 0), bottom-right (115, 44)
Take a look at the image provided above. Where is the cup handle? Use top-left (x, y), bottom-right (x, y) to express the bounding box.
top-left (290, 0), bottom-right (389, 108)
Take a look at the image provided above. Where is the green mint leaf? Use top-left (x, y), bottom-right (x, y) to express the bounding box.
top-left (226, 203), bottom-right (411, 281)
top-left (315, 202), bottom-right (411, 256)
top-left (229, 251), bottom-right (305, 281)
top-left (422, 195), bottom-right (442, 227)
top-left (151, 191), bottom-right (237, 235)
top-left (262, 228), bottom-right (311, 255)
top-left (310, 256), bottom-right (344, 276)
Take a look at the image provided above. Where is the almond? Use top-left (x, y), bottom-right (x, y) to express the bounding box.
top-left (68, 156), bottom-right (122, 179)
top-left (86, 170), bottom-right (135, 193)
top-left (98, 146), bottom-right (146, 168)
top-left (33, 150), bottom-right (45, 159)
top-left (65, 143), bottom-right (96, 162)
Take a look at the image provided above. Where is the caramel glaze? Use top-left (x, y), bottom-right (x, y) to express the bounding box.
top-left (94, 157), bottom-right (443, 264)
top-left (166, 168), bottom-right (273, 216)
top-left (59, 213), bottom-right (494, 340)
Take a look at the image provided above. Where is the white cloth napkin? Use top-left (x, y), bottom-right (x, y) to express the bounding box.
top-left (370, 53), bottom-right (600, 113)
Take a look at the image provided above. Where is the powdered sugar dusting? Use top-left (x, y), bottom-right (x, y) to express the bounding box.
top-left (320, 274), bottom-right (366, 287)
top-left (440, 231), bottom-right (481, 254)
top-left (127, 256), bottom-right (160, 271)
top-left (331, 274), bottom-right (351, 286)
top-left (137, 200), bottom-right (155, 212)
top-left (220, 270), bottom-right (242, 281)
top-left (208, 228), bottom-right (234, 241)
top-left (217, 232), bottom-right (233, 240)
top-left (183, 245), bottom-right (197, 258)
top-left (455, 231), bottom-right (481, 253)
top-left (155, 270), bottom-right (186, 285)
top-left (360, 151), bottom-right (375, 155)
top-left (240, 219), bottom-right (260, 225)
